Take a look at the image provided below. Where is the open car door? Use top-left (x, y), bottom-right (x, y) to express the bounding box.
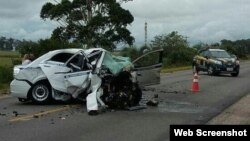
top-left (133, 48), bottom-right (163, 86)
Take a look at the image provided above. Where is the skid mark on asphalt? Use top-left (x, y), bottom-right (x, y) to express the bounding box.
top-left (8, 104), bottom-right (81, 123)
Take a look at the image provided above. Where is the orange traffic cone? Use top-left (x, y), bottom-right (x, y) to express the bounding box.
top-left (191, 72), bottom-right (199, 92)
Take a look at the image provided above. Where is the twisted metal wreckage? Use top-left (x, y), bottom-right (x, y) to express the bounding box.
top-left (10, 48), bottom-right (163, 114)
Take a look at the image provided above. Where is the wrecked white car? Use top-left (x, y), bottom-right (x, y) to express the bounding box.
top-left (10, 48), bottom-right (163, 112)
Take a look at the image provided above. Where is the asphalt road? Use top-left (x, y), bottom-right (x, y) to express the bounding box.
top-left (0, 61), bottom-right (250, 141)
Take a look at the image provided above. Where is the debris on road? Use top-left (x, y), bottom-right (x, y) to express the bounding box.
top-left (142, 87), bottom-right (156, 92)
top-left (33, 115), bottom-right (39, 118)
top-left (12, 111), bottom-right (18, 117)
top-left (128, 105), bottom-right (147, 111)
top-left (146, 100), bottom-right (159, 107)
top-left (12, 110), bottom-right (26, 117)
top-left (159, 90), bottom-right (178, 94)
top-left (146, 94), bottom-right (159, 107)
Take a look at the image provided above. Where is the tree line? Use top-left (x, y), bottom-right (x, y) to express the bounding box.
top-left (1, 32), bottom-right (250, 67)
top-left (0, 36), bottom-right (21, 51)
top-left (121, 31), bottom-right (250, 67)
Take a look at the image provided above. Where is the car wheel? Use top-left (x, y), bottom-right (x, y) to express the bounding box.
top-left (31, 81), bottom-right (51, 104)
top-left (207, 66), bottom-right (214, 75)
top-left (133, 84), bottom-right (142, 106)
top-left (231, 70), bottom-right (239, 77)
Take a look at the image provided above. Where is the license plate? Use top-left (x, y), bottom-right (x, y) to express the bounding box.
top-left (227, 68), bottom-right (233, 71)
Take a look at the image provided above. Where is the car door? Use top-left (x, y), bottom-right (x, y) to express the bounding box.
top-left (132, 48), bottom-right (163, 86)
top-left (40, 50), bottom-right (92, 94)
top-left (40, 61), bottom-right (72, 93)
top-left (63, 51), bottom-right (92, 95)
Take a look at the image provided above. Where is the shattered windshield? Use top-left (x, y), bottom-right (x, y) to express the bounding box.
top-left (210, 51), bottom-right (231, 58)
top-left (102, 52), bottom-right (133, 75)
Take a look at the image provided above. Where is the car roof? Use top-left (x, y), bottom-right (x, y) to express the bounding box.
top-left (26, 48), bottom-right (107, 67)
top-left (48, 48), bottom-right (106, 54)
top-left (49, 48), bottom-right (83, 54)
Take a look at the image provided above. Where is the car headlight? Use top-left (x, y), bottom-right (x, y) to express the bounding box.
top-left (13, 67), bottom-right (20, 76)
top-left (214, 60), bottom-right (222, 65)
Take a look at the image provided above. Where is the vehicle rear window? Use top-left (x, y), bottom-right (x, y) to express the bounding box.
top-left (50, 53), bottom-right (73, 63)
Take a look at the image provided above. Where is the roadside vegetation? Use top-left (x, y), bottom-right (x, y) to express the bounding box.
top-left (0, 51), bottom-right (20, 94)
top-left (1, 32), bottom-right (250, 94)
top-left (1, 0), bottom-right (250, 93)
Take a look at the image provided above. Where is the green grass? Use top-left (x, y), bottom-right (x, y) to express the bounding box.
top-left (0, 50), bottom-right (20, 58)
top-left (0, 51), bottom-right (20, 94)
top-left (240, 55), bottom-right (250, 62)
top-left (161, 66), bottom-right (192, 73)
top-left (0, 84), bottom-right (9, 95)
top-left (0, 57), bottom-right (21, 67)
top-left (0, 51), bottom-right (20, 67)
top-left (0, 57), bottom-right (15, 67)
top-left (0, 50), bottom-right (21, 67)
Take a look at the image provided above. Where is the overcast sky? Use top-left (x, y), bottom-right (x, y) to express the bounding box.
top-left (1, 0), bottom-right (250, 46)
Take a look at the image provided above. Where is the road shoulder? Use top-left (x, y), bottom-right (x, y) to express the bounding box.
top-left (208, 94), bottom-right (250, 124)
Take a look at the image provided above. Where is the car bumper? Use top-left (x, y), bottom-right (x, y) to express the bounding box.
top-left (214, 64), bottom-right (239, 73)
top-left (10, 79), bottom-right (31, 98)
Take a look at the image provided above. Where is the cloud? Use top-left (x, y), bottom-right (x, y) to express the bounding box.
top-left (0, 0), bottom-right (55, 41)
top-left (123, 0), bottom-right (250, 45)
top-left (1, 0), bottom-right (250, 46)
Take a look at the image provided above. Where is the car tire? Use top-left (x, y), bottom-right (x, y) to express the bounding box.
top-left (133, 84), bottom-right (142, 106)
top-left (207, 66), bottom-right (215, 75)
top-left (231, 70), bottom-right (239, 77)
top-left (30, 81), bottom-right (52, 104)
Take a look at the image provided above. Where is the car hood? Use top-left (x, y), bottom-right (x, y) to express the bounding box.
top-left (14, 64), bottom-right (28, 70)
top-left (214, 57), bottom-right (236, 63)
